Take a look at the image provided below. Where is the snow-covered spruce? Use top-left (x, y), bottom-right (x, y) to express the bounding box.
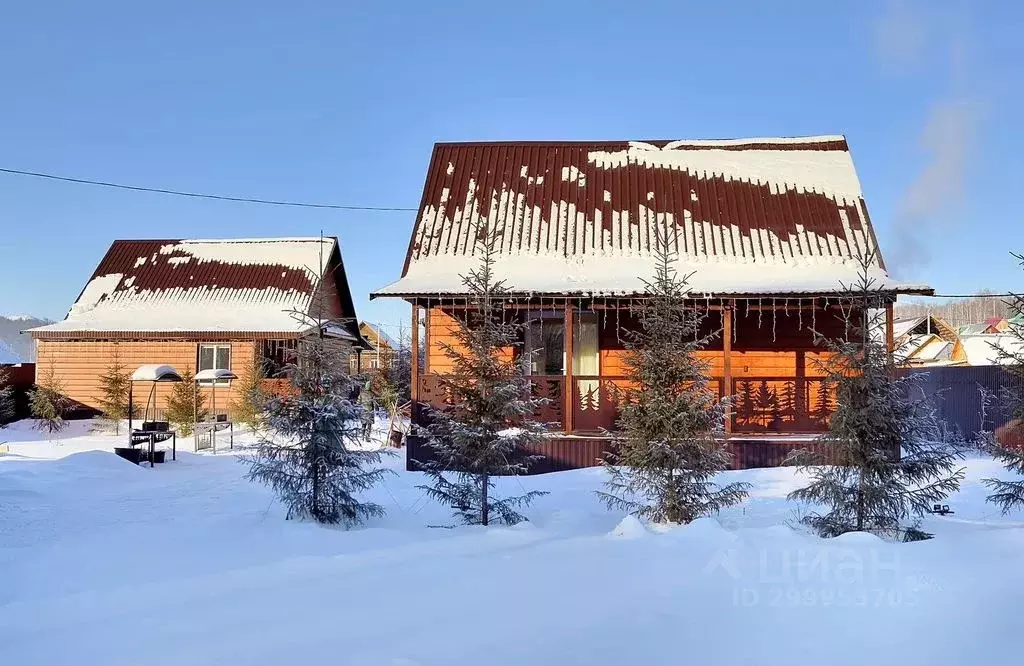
top-left (598, 227), bottom-right (749, 524)
top-left (416, 222), bottom-right (548, 526)
top-left (982, 252), bottom-right (1024, 514)
top-left (95, 345), bottom-right (132, 435)
top-left (246, 261), bottom-right (391, 527)
top-left (787, 252), bottom-right (964, 541)
top-left (30, 362), bottom-right (70, 435)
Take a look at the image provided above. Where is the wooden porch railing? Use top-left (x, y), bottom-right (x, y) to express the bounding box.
top-left (730, 377), bottom-right (832, 434)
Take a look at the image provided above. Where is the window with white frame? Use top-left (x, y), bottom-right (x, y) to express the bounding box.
top-left (198, 344), bottom-right (232, 385)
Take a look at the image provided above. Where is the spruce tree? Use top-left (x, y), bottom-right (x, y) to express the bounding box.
top-left (787, 252), bottom-right (965, 541)
top-left (598, 227), bottom-right (749, 524)
top-left (230, 352), bottom-right (267, 431)
top-left (95, 346), bottom-right (132, 434)
top-left (982, 252), bottom-right (1024, 513)
top-left (0, 365), bottom-right (15, 427)
top-left (246, 247), bottom-right (391, 527)
top-left (166, 367), bottom-right (207, 437)
top-left (416, 222), bottom-right (548, 526)
top-left (30, 363), bottom-right (70, 434)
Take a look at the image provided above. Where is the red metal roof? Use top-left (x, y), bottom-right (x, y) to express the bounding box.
top-left (375, 136), bottom-right (930, 298)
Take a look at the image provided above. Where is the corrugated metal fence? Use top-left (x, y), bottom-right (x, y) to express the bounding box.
top-left (903, 366), bottom-right (1024, 439)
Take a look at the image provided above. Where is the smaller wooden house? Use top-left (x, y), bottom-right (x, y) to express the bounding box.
top-left (27, 237), bottom-right (368, 417)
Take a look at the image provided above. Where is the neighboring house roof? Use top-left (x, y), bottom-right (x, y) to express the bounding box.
top-left (897, 334), bottom-right (957, 365)
top-left (958, 319), bottom-right (991, 331)
top-left (359, 321), bottom-right (399, 351)
top-left (28, 237), bottom-right (364, 342)
top-left (373, 136), bottom-right (932, 299)
top-left (984, 317), bottom-right (1010, 332)
top-left (960, 334), bottom-right (1024, 366)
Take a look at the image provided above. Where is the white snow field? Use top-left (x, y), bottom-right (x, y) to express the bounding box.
top-left (2, 419), bottom-right (1022, 666)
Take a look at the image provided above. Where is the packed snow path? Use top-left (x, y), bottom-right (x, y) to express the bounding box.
top-left (1, 420), bottom-right (1022, 665)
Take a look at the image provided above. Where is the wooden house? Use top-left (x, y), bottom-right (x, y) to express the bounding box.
top-left (371, 137), bottom-right (933, 471)
top-left (892, 315), bottom-right (966, 366)
top-left (350, 322), bottom-right (401, 374)
top-left (27, 237), bottom-right (367, 417)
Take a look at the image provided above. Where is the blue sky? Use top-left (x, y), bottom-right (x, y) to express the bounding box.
top-left (1, 0), bottom-right (1022, 333)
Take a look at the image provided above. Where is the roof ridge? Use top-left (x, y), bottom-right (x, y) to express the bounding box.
top-left (432, 135), bottom-right (848, 148)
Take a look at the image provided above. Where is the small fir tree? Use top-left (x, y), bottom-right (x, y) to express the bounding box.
top-left (982, 252), bottom-right (1024, 513)
top-left (598, 227), bottom-right (749, 524)
top-left (246, 242), bottom-right (391, 527)
top-left (30, 363), bottom-right (70, 434)
top-left (416, 222), bottom-right (549, 526)
top-left (230, 352), bottom-right (268, 431)
top-left (95, 346), bottom-right (132, 434)
top-left (787, 252), bottom-right (965, 541)
top-left (166, 367), bottom-right (207, 437)
top-left (0, 365), bottom-right (15, 427)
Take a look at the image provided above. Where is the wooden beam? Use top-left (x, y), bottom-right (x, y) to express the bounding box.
top-left (422, 306), bottom-right (430, 375)
top-left (564, 303), bottom-right (575, 434)
top-left (885, 302), bottom-right (895, 355)
top-left (411, 305), bottom-right (420, 402)
top-left (723, 299), bottom-right (734, 437)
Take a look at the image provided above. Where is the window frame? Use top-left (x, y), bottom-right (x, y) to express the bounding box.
top-left (197, 343), bottom-right (232, 386)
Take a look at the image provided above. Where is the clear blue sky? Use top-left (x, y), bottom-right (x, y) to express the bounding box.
top-left (1, 0), bottom-right (1021, 333)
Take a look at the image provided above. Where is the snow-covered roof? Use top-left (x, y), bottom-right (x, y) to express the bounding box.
top-left (373, 137), bottom-right (932, 298)
top-left (28, 237), bottom-right (364, 340)
top-left (960, 334), bottom-right (1024, 366)
top-left (892, 317), bottom-right (926, 341)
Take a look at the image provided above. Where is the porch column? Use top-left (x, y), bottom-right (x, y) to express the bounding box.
top-left (411, 304), bottom-right (420, 402)
top-left (723, 300), bottom-right (733, 437)
top-left (564, 302), bottom-right (575, 434)
top-left (422, 306), bottom-right (430, 375)
top-left (885, 301), bottom-right (895, 356)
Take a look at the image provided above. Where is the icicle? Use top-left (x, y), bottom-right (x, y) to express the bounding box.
top-left (812, 298), bottom-right (817, 332)
top-left (732, 301), bottom-right (737, 345)
top-left (616, 297), bottom-right (622, 345)
top-left (757, 298), bottom-right (763, 329)
top-left (784, 298), bottom-right (789, 317)
top-left (798, 298), bottom-right (804, 331)
top-left (772, 298), bottom-right (777, 343)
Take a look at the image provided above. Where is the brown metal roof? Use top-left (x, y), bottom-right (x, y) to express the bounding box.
top-left (29, 237), bottom-right (367, 341)
top-left (85, 239), bottom-right (318, 298)
top-left (374, 136), bottom-right (931, 298)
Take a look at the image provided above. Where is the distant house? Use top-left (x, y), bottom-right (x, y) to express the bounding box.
top-left (372, 136), bottom-right (932, 471)
top-left (892, 315), bottom-right (966, 366)
top-left (350, 321), bottom-right (401, 373)
top-left (26, 237), bottom-right (368, 417)
top-left (959, 319), bottom-right (1008, 336)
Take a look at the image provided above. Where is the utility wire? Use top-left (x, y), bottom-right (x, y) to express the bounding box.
top-left (0, 167), bottom-right (417, 211)
top-left (928, 293), bottom-right (1020, 298)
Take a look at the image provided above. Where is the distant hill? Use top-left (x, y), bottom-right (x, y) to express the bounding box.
top-left (0, 315), bottom-right (52, 362)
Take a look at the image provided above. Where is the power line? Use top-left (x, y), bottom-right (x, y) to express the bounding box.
top-left (928, 293), bottom-right (1020, 298)
top-left (0, 166), bottom-right (417, 211)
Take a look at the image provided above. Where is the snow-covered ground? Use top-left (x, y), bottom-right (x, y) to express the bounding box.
top-left (1, 419), bottom-right (1022, 665)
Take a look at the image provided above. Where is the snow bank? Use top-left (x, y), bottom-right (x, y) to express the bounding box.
top-left (0, 425), bottom-right (1022, 665)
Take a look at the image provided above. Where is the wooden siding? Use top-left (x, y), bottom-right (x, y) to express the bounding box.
top-left (35, 339), bottom-right (257, 415)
